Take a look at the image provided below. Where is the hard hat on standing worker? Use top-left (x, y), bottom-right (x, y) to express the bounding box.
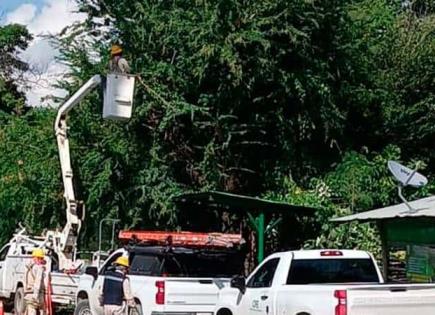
top-left (31, 248), bottom-right (45, 259)
top-left (110, 45), bottom-right (123, 56)
top-left (114, 256), bottom-right (129, 267)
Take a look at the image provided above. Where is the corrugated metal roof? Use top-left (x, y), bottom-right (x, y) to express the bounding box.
top-left (331, 196), bottom-right (435, 222)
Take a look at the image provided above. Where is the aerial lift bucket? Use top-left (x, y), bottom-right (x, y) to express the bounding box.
top-left (103, 74), bottom-right (135, 120)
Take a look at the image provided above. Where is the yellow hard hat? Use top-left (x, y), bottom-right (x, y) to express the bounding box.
top-left (32, 248), bottom-right (45, 258)
top-left (111, 45), bottom-right (123, 56)
top-left (115, 256), bottom-right (129, 267)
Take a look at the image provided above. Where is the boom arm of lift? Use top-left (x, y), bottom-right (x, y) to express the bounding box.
top-left (52, 75), bottom-right (101, 270)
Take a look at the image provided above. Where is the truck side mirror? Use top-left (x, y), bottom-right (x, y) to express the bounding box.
top-left (85, 266), bottom-right (98, 280)
top-left (230, 275), bottom-right (246, 294)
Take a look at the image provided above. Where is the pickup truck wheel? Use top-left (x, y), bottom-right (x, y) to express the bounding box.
top-left (14, 287), bottom-right (26, 315)
top-left (74, 299), bottom-right (92, 315)
top-left (217, 308), bottom-right (232, 315)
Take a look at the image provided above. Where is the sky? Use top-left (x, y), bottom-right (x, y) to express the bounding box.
top-left (0, 0), bottom-right (87, 106)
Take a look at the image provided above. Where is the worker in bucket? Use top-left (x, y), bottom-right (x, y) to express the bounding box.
top-left (101, 256), bottom-right (136, 315)
top-left (24, 248), bottom-right (47, 315)
top-left (109, 44), bottom-right (131, 74)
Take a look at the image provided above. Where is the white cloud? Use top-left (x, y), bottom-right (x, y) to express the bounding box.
top-left (21, 39), bottom-right (57, 69)
top-left (6, 0), bottom-right (87, 107)
top-left (5, 4), bottom-right (37, 25)
top-left (27, 0), bottom-right (86, 35)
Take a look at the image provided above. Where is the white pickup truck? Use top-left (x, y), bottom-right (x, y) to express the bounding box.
top-left (215, 249), bottom-right (435, 315)
top-left (75, 245), bottom-right (243, 315)
top-left (0, 232), bottom-right (80, 314)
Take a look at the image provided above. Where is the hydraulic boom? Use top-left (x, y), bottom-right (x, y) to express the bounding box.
top-left (52, 75), bottom-right (102, 270)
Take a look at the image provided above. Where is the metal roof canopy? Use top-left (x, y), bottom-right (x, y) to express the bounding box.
top-left (331, 195), bottom-right (435, 281)
top-left (331, 196), bottom-right (435, 223)
top-left (174, 191), bottom-right (316, 262)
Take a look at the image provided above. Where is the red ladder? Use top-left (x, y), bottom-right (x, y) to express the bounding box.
top-left (119, 230), bottom-right (243, 248)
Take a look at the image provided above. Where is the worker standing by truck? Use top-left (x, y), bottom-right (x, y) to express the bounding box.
top-left (24, 249), bottom-right (47, 315)
top-left (100, 256), bottom-right (135, 315)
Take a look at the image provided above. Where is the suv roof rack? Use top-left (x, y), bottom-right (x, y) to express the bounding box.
top-left (119, 230), bottom-right (244, 248)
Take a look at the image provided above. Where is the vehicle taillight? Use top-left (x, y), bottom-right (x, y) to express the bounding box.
top-left (334, 290), bottom-right (347, 315)
top-left (155, 280), bottom-right (165, 305)
top-left (321, 250), bottom-right (343, 256)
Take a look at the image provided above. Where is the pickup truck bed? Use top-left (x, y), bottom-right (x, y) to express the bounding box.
top-left (346, 284), bottom-right (435, 315)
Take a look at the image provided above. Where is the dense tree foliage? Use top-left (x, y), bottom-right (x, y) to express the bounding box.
top-left (0, 24), bottom-right (32, 114)
top-left (0, 24), bottom-right (60, 242)
top-left (0, 0), bottom-right (434, 254)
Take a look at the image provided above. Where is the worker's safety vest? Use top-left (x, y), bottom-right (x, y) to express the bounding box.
top-left (103, 270), bottom-right (125, 306)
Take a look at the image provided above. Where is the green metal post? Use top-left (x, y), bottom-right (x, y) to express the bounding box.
top-left (247, 211), bottom-right (266, 263)
top-left (257, 212), bottom-right (265, 263)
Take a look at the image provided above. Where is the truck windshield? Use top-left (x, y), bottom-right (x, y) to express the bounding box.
top-left (287, 258), bottom-right (380, 284)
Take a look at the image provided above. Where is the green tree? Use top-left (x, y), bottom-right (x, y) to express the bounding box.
top-left (0, 109), bottom-right (61, 243)
top-left (49, 0), bottom-right (435, 250)
top-left (55, 0), bottom-right (356, 244)
top-left (0, 24), bottom-right (61, 244)
top-left (0, 24), bottom-right (32, 114)
top-left (338, 0), bottom-right (435, 169)
top-left (1, 0), bottom-right (434, 253)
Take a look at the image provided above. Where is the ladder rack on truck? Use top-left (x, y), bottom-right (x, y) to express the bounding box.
top-left (118, 230), bottom-right (244, 248)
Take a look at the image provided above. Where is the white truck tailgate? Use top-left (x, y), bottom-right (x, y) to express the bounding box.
top-left (165, 279), bottom-right (227, 305)
top-left (50, 272), bottom-right (80, 305)
top-left (348, 285), bottom-right (435, 315)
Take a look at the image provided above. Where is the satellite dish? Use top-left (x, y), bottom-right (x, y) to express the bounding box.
top-left (388, 161), bottom-right (428, 188)
top-left (387, 160), bottom-right (428, 213)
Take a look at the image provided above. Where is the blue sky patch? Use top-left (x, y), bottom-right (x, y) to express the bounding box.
top-left (0, 0), bottom-right (44, 14)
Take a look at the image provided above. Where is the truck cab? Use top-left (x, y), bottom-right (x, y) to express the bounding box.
top-left (215, 249), bottom-right (435, 315)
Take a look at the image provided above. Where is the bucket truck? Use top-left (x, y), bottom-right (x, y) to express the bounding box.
top-left (0, 74), bottom-right (135, 314)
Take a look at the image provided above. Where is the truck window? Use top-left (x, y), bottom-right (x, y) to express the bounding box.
top-left (101, 252), bottom-right (123, 275)
top-left (129, 254), bottom-right (184, 276)
top-left (246, 258), bottom-right (280, 288)
top-left (0, 245), bottom-right (10, 261)
top-left (287, 258), bottom-right (380, 284)
top-left (162, 257), bottom-right (185, 276)
top-left (129, 254), bottom-right (161, 276)
top-left (129, 250), bottom-right (244, 277)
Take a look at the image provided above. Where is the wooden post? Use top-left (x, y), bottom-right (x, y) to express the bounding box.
top-left (378, 221), bottom-right (389, 281)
